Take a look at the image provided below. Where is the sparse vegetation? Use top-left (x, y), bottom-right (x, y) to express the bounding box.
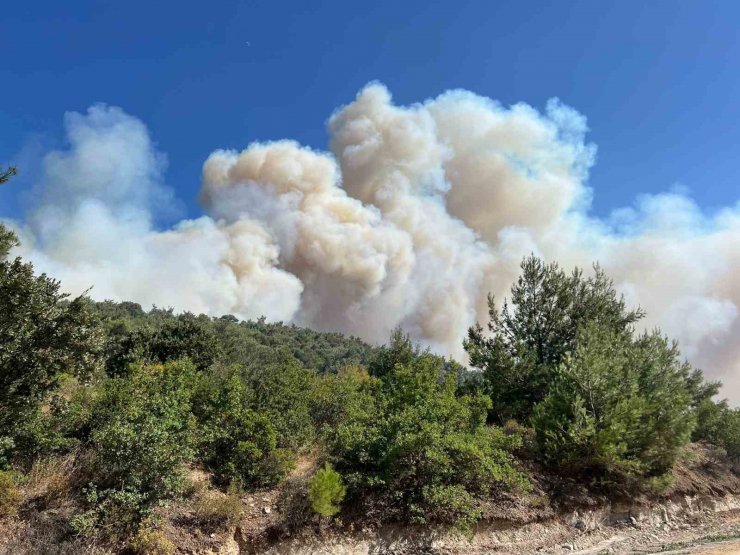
top-left (0, 470), bottom-right (21, 517)
top-left (128, 523), bottom-right (176, 555)
top-left (192, 489), bottom-right (244, 527)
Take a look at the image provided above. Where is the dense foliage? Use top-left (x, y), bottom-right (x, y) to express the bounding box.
top-left (196, 372), bottom-right (293, 488)
top-left (466, 256), bottom-right (721, 486)
top-left (531, 324), bottom-right (695, 482)
top-left (0, 210), bottom-right (737, 547)
top-left (693, 399), bottom-right (740, 459)
top-left (0, 225), bottom-right (101, 468)
top-left (321, 346), bottom-right (526, 529)
top-left (465, 256), bottom-right (645, 423)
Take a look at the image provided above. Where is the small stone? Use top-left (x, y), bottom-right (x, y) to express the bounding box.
top-left (209, 533), bottom-right (216, 538)
top-left (630, 516), bottom-right (638, 525)
top-left (263, 506), bottom-right (271, 514)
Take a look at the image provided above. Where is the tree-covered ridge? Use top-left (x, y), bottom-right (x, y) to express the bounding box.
top-left (92, 300), bottom-right (381, 376)
top-left (1, 215), bottom-right (739, 551)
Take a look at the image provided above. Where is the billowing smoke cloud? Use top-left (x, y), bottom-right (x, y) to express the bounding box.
top-left (5, 84), bottom-right (739, 401)
top-left (10, 105), bottom-right (303, 322)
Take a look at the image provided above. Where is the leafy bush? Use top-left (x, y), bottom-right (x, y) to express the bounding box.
top-left (324, 343), bottom-right (526, 530)
top-left (89, 361), bottom-right (197, 505)
top-left (368, 327), bottom-right (421, 378)
top-left (197, 374), bottom-right (293, 487)
top-left (310, 365), bottom-right (380, 437)
top-left (13, 374), bottom-right (99, 463)
top-left (105, 312), bottom-right (220, 375)
top-left (693, 399), bottom-right (740, 459)
top-left (309, 464), bottom-right (345, 517)
top-left (71, 486), bottom-right (150, 540)
top-left (238, 357), bottom-right (317, 451)
top-left (0, 224), bottom-right (101, 465)
top-left (69, 510), bottom-right (97, 537)
top-left (532, 324), bottom-right (695, 483)
top-left (416, 484), bottom-right (479, 532)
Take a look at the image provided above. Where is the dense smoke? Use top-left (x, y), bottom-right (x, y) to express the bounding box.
top-left (6, 84), bottom-right (739, 400)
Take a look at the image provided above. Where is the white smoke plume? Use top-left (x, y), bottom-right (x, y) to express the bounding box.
top-left (10, 104), bottom-right (303, 322)
top-left (5, 85), bottom-right (739, 401)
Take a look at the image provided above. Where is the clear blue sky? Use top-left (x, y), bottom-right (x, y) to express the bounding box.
top-left (2, 0), bottom-right (739, 222)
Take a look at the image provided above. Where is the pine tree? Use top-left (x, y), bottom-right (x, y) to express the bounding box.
top-left (309, 464), bottom-right (345, 517)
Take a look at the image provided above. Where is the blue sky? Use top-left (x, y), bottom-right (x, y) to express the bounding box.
top-left (2, 0), bottom-right (739, 222)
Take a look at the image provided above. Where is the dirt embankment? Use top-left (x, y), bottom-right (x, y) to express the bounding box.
top-left (2, 444), bottom-right (739, 554)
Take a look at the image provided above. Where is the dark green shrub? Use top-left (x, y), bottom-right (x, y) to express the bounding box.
top-left (310, 365), bottom-right (380, 435)
top-left (105, 313), bottom-right (220, 375)
top-left (368, 327), bottom-right (421, 378)
top-left (13, 374), bottom-right (99, 462)
top-left (198, 374), bottom-right (293, 487)
top-left (0, 224), bottom-right (101, 464)
top-left (239, 357), bottom-right (317, 451)
top-left (89, 360), bottom-right (197, 504)
top-left (416, 484), bottom-right (479, 532)
top-left (324, 352), bottom-right (526, 530)
top-left (465, 256), bottom-right (643, 423)
top-left (532, 324), bottom-right (694, 483)
top-left (693, 399), bottom-right (740, 459)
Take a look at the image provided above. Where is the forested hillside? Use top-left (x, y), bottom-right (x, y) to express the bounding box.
top-left (1, 214), bottom-right (739, 554)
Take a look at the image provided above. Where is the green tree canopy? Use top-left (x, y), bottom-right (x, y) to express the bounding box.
top-left (531, 324), bottom-right (695, 482)
top-left (465, 255), bottom-right (645, 422)
top-left (0, 223), bottom-right (101, 466)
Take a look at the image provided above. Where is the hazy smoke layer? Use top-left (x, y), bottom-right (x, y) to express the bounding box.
top-left (7, 85), bottom-right (740, 401)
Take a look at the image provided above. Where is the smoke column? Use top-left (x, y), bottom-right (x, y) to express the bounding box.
top-left (6, 84), bottom-right (740, 401)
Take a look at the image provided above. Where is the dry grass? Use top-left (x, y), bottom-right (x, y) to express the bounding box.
top-left (0, 470), bottom-right (22, 517)
top-left (23, 453), bottom-right (78, 506)
top-left (182, 467), bottom-right (212, 498)
top-left (192, 490), bottom-right (243, 528)
top-left (129, 525), bottom-right (176, 555)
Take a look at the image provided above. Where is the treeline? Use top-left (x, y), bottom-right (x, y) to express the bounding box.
top-left (1, 218), bottom-right (739, 549)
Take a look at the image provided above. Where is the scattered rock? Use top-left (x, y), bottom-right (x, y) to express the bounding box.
top-left (263, 506), bottom-right (271, 515)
